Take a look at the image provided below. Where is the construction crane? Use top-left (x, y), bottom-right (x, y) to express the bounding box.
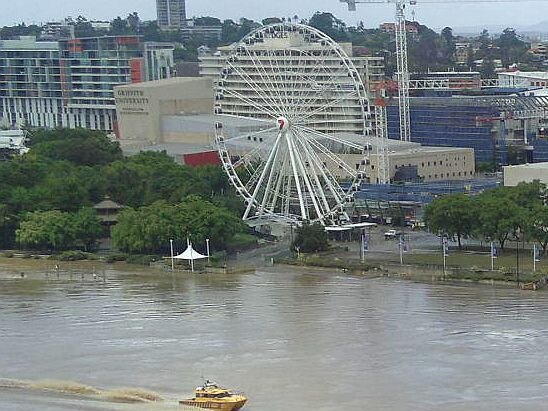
top-left (374, 80), bottom-right (399, 184)
top-left (341, 0), bottom-right (414, 143)
top-left (340, 0), bottom-right (548, 145)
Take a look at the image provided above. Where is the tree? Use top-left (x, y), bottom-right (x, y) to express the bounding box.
top-left (221, 19), bottom-right (240, 44)
top-left (29, 128), bottom-right (123, 166)
top-left (440, 26), bottom-right (456, 64)
top-left (423, 194), bottom-right (476, 249)
top-left (16, 208), bottom-right (102, 251)
top-left (474, 189), bottom-right (525, 249)
top-left (308, 12), bottom-right (348, 41)
top-left (181, 195), bottom-right (245, 249)
top-left (292, 222), bottom-right (329, 253)
top-left (127, 12), bottom-right (140, 33)
top-left (110, 16), bottom-right (130, 35)
top-left (0, 23), bottom-right (41, 39)
top-left (0, 204), bottom-right (18, 248)
top-left (262, 17), bottom-right (282, 26)
top-left (72, 207), bottom-right (103, 251)
top-left (194, 16), bottom-right (222, 27)
top-left (238, 18), bottom-right (260, 39)
top-left (73, 15), bottom-right (96, 38)
top-left (527, 204), bottom-right (548, 255)
top-left (112, 198), bottom-right (245, 254)
top-left (496, 28), bottom-right (528, 67)
top-left (16, 210), bottom-right (74, 250)
top-left (480, 57), bottom-right (496, 79)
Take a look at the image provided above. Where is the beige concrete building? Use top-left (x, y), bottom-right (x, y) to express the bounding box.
top-left (324, 137), bottom-right (475, 183)
top-left (199, 43), bottom-right (385, 95)
top-left (114, 77), bottom-right (213, 148)
top-left (504, 162), bottom-right (548, 186)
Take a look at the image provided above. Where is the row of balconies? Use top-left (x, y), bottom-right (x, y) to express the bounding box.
top-left (219, 105), bottom-right (364, 119)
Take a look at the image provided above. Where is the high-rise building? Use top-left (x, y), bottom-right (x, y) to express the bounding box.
top-left (198, 41), bottom-right (384, 135)
top-left (0, 37), bottom-right (63, 129)
top-left (157, 0), bottom-right (187, 30)
top-left (0, 36), bottom-right (174, 132)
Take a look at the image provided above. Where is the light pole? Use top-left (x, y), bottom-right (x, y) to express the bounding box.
top-left (206, 238), bottom-right (210, 263)
top-left (490, 241), bottom-right (497, 271)
top-left (399, 234), bottom-right (404, 266)
top-left (442, 236), bottom-right (449, 278)
top-left (533, 243), bottom-right (538, 273)
top-left (515, 227), bottom-right (521, 286)
top-left (170, 239), bottom-right (175, 272)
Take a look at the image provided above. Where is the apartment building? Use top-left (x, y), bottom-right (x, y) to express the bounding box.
top-left (199, 43), bottom-right (385, 95)
top-left (498, 70), bottom-right (548, 88)
top-left (0, 36), bottom-right (174, 132)
top-left (157, 0), bottom-right (187, 30)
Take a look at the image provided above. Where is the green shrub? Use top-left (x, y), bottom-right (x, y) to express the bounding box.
top-left (104, 252), bottom-right (128, 263)
top-left (53, 250), bottom-right (97, 261)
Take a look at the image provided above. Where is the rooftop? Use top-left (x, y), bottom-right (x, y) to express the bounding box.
top-left (115, 76), bottom-right (209, 89)
top-left (504, 162), bottom-right (548, 170)
top-left (499, 71), bottom-right (548, 79)
top-left (0, 36), bottom-right (58, 50)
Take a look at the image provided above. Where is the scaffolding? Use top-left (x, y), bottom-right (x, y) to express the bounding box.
top-left (387, 96), bottom-right (548, 165)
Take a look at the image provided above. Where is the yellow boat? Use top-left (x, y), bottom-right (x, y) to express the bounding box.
top-left (179, 380), bottom-right (247, 411)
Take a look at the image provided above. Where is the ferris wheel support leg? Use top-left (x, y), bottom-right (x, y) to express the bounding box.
top-left (290, 133), bottom-right (324, 221)
top-left (294, 130), bottom-right (344, 207)
top-left (243, 132), bottom-right (283, 220)
top-left (286, 132), bottom-right (308, 221)
top-left (259, 138), bottom-right (284, 213)
top-left (294, 136), bottom-right (331, 214)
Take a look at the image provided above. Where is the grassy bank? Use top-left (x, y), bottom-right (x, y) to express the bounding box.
top-left (276, 249), bottom-right (548, 287)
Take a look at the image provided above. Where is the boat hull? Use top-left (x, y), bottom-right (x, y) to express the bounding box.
top-left (179, 399), bottom-right (247, 411)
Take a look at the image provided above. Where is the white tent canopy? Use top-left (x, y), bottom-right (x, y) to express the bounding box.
top-left (173, 244), bottom-right (208, 260)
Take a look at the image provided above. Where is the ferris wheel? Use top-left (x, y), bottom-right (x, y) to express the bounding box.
top-left (214, 23), bottom-right (371, 226)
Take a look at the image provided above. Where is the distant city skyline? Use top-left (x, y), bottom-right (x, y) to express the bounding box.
top-left (2, 0), bottom-right (548, 32)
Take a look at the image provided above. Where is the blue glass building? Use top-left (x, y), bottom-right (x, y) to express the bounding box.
top-left (387, 104), bottom-right (499, 164)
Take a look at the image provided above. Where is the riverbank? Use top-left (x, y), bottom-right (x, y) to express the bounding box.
top-left (1, 241), bottom-right (547, 291)
top-left (274, 248), bottom-right (548, 289)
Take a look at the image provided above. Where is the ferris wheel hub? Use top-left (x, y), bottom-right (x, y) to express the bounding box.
top-left (277, 116), bottom-right (290, 131)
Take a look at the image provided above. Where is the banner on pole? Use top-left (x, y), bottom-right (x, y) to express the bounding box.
top-left (534, 244), bottom-right (541, 262)
top-left (443, 238), bottom-right (449, 257)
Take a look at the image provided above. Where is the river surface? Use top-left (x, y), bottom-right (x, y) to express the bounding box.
top-left (1, 267), bottom-right (548, 411)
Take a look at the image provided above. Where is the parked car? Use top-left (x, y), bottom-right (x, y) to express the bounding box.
top-left (384, 229), bottom-right (403, 240)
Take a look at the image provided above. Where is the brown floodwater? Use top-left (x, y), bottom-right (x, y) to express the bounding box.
top-left (1, 267), bottom-right (548, 410)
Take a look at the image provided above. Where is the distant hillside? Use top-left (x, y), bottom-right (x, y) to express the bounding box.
top-left (453, 21), bottom-right (548, 36)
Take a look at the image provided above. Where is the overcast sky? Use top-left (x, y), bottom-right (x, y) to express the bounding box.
top-left (2, 0), bottom-right (548, 31)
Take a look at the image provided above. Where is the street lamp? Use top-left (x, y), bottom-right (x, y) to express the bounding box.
top-left (515, 227), bottom-right (521, 286)
top-left (170, 239), bottom-right (175, 272)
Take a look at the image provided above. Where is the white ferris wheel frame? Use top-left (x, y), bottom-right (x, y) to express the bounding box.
top-left (214, 22), bottom-right (371, 226)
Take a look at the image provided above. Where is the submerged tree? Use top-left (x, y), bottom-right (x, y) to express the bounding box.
top-left (292, 221), bottom-right (329, 253)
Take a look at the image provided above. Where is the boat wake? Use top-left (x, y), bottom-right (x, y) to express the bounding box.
top-left (0, 378), bottom-right (164, 404)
